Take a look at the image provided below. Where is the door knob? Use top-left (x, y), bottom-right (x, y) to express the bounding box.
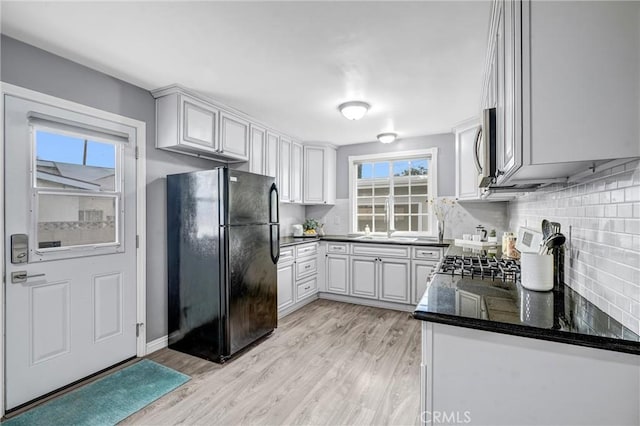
top-left (11, 271), bottom-right (46, 284)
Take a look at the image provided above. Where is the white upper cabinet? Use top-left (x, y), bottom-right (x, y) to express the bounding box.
top-left (181, 96), bottom-right (218, 149)
top-left (154, 86), bottom-right (248, 162)
top-left (249, 124), bottom-right (266, 175)
top-left (265, 131), bottom-right (279, 178)
top-left (483, 0), bottom-right (640, 185)
top-left (219, 111), bottom-right (249, 161)
top-left (279, 136), bottom-right (292, 202)
top-left (454, 119), bottom-right (482, 200)
top-left (303, 144), bottom-right (337, 205)
top-left (155, 92), bottom-right (221, 159)
top-left (290, 141), bottom-right (303, 203)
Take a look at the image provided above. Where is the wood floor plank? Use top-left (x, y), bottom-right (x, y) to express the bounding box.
top-left (122, 299), bottom-right (421, 426)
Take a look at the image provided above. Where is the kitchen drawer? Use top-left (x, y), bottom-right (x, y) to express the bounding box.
top-left (412, 247), bottom-right (443, 260)
top-left (327, 242), bottom-right (349, 254)
top-left (351, 244), bottom-right (410, 258)
top-left (296, 257), bottom-right (318, 280)
top-left (296, 242), bottom-right (319, 259)
top-left (296, 276), bottom-right (317, 301)
top-left (279, 247), bottom-right (295, 264)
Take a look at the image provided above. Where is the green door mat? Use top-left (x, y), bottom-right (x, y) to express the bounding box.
top-left (3, 359), bottom-right (190, 426)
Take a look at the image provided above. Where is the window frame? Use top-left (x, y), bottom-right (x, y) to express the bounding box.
top-left (29, 122), bottom-right (126, 258)
top-left (348, 148), bottom-right (438, 237)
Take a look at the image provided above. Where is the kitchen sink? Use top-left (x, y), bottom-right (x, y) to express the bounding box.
top-left (354, 236), bottom-right (418, 242)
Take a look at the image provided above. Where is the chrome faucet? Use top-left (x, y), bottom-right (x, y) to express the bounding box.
top-left (385, 197), bottom-right (394, 238)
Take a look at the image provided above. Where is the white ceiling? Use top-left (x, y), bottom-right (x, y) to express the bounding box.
top-left (1, 1), bottom-right (490, 145)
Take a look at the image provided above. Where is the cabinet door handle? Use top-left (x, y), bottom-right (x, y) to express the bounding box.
top-left (473, 125), bottom-right (483, 174)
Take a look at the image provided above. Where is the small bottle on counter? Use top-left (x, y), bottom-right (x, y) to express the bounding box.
top-left (364, 224), bottom-right (371, 236)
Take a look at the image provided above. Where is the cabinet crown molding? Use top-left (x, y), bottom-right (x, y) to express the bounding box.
top-left (151, 83), bottom-right (304, 143)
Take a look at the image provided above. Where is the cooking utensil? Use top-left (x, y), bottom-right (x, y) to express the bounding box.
top-left (550, 222), bottom-right (561, 234)
top-left (541, 219), bottom-right (551, 240)
top-left (541, 233), bottom-right (566, 255)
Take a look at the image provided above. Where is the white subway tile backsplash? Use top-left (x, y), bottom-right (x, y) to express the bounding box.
top-left (509, 159), bottom-right (640, 333)
top-left (625, 186), bottom-right (640, 202)
top-left (611, 189), bottom-right (626, 203)
top-left (618, 203), bottom-right (633, 217)
top-left (625, 219), bottom-right (640, 234)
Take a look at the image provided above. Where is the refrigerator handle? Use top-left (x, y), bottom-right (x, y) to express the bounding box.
top-left (269, 183), bottom-right (279, 224)
top-left (270, 224), bottom-right (280, 264)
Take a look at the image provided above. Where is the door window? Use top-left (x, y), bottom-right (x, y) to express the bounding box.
top-left (31, 124), bottom-right (124, 254)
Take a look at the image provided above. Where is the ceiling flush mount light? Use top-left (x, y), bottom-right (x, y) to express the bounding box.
top-left (377, 132), bottom-right (397, 144)
top-left (338, 101), bottom-right (370, 121)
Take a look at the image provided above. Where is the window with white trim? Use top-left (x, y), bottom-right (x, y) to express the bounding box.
top-left (349, 148), bottom-right (438, 236)
top-left (31, 119), bottom-right (126, 252)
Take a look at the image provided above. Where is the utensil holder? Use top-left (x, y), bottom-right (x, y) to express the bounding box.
top-left (520, 253), bottom-right (554, 291)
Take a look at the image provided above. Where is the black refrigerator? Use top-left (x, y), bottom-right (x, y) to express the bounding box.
top-left (167, 168), bottom-right (279, 363)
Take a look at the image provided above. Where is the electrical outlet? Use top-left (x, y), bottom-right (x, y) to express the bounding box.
top-left (334, 215), bottom-right (341, 225)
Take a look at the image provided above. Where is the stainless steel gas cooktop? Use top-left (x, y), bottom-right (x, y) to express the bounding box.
top-left (437, 255), bottom-right (520, 282)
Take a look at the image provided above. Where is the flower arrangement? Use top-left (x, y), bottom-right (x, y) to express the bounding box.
top-left (428, 197), bottom-right (456, 222)
top-left (303, 218), bottom-right (319, 235)
top-left (427, 197), bottom-right (456, 242)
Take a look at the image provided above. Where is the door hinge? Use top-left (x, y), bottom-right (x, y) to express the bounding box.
top-left (135, 146), bottom-right (139, 160)
top-left (136, 323), bottom-right (144, 337)
top-left (136, 235), bottom-right (139, 248)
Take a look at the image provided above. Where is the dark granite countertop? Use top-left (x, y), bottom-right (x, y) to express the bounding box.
top-left (321, 235), bottom-right (450, 248)
top-left (279, 236), bottom-right (320, 247)
top-left (280, 235), bottom-right (451, 248)
top-left (413, 246), bottom-right (640, 355)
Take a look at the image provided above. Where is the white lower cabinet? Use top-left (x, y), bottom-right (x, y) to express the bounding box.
top-left (379, 258), bottom-right (410, 303)
top-left (277, 242), bottom-right (320, 317)
top-left (277, 261), bottom-right (295, 311)
top-left (296, 276), bottom-right (318, 301)
top-left (321, 242), bottom-right (442, 310)
top-left (350, 256), bottom-right (378, 299)
top-left (325, 254), bottom-right (349, 294)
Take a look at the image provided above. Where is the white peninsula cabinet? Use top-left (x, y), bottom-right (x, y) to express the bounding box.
top-left (420, 322), bottom-right (640, 426)
top-left (482, 0), bottom-right (640, 186)
top-left (320, 242), bottom-right (443, 311)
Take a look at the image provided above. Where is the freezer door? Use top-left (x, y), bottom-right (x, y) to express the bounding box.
top-left (227, 169), bottom-right (276, 225)
top-left (226, 224), bottom-right (277, 355)
top-left (167, 170), bottom-right (223, 361)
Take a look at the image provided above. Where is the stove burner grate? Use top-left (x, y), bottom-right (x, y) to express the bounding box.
top-left (437, 255), bottom-right (520, 282)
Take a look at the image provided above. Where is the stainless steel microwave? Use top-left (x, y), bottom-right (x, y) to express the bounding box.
top-left (476, 107), bottom-right (497, 188)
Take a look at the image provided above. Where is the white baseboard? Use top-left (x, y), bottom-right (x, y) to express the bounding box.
top-left (145, 335), bottom-right (168, 355)
top-left (319, 292), bottom-right (414, 313)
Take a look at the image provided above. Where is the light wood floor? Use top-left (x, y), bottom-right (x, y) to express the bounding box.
top-left (124, 299), bottom-right (421, 426)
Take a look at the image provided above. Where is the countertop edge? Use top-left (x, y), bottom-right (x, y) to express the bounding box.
top-left (319, 236), bottom-right (450, 247)
top-left (280, 236), bottom-right (450, 248)
top-left (412, 311), bottom-right (640, 356)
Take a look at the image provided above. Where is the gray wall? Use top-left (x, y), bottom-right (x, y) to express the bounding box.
top-left (335, 133), bottom-right (456, 199)
top-left (1, 35), bottom-right (217, 342)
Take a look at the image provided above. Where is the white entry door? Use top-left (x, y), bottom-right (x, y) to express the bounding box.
top-left (4, 95), bottom-right (138, 410)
